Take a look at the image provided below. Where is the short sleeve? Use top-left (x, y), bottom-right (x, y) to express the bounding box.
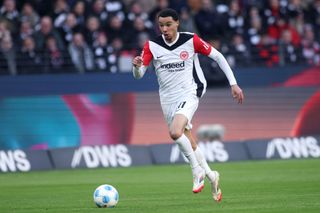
top-left (141, 41), bottom-right (153, 66)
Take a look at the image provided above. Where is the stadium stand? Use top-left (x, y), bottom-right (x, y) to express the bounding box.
top-left (0, 0), bottom-right (319, 77)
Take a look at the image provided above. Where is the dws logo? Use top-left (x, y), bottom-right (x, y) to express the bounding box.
top-left (266, 136), bottom-right (320, 159)
top-left (0, 150), bottom-right (31, 172)
top-left (71, 145), bottom-right (132, 168)
top-left (170, 141), bottom-right (229, 163)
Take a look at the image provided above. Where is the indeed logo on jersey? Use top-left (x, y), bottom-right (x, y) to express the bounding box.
top-left (160, 61), bottom-right (185, 72)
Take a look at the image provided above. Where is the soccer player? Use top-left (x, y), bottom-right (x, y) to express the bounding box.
top-left (132, 8), bottom-right (244, 202)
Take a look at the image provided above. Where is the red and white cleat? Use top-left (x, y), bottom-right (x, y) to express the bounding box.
top-left (208, 171), bottom-right (222, 202)
top-left (192, 168), bottom-right (205, 193)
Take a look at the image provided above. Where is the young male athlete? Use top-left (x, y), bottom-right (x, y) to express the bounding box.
top-left (132, 8), bottom-right (244, 202)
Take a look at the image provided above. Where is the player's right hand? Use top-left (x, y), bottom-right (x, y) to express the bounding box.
top-left (132, 56), bottom-right (143, 68)
top-left (231, 84), bottom-right (244, 104)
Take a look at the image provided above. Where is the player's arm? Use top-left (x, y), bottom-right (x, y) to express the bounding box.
top-left (208, 47), bottom-right (244, 104)
top-left (132, 56), bottom-right (146, 79)
top-left (193, 34), bottom-right (244, 104)
top-left (132, 41), bottom-right (152, 79)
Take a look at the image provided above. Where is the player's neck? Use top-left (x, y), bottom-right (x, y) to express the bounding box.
top-left (163, 32), bottom-right (179, 46)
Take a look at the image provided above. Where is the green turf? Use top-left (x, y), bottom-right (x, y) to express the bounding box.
top-left (0, 159), bottom-right (319, 213)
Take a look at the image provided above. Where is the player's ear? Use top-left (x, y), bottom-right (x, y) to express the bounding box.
top-left (176, 20), bottom-right (179, 28)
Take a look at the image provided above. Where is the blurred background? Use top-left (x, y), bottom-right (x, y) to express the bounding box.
top-left (0, 0), bottom-right (319, 151)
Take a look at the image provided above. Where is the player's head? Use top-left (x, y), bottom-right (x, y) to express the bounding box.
top-left (157, 8), bottom-right (179, 42)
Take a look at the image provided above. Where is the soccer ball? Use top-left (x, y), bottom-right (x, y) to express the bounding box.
top-left (93, 184), bottom-right (119, 208)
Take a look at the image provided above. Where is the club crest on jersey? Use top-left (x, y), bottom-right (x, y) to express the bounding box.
top-left (180, 51), bottom-right (189, 60)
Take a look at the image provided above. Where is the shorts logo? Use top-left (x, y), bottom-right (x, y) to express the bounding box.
top-left (180, 51), bottom-right (189, 60)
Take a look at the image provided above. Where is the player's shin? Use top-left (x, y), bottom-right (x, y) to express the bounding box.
top-left (175, 134), bottom-right (200, 170)
top-left (194, 147), bottom-right (212, 175)
top-left (175, 134), bottom-right (205, 193)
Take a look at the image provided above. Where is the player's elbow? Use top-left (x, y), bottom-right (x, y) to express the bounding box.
top-left (132, 67), bottom-right (146, 79)
top-left (133, 72), bottom-right (143, 79)
top-left (214, 51), bottom-right (224, 62)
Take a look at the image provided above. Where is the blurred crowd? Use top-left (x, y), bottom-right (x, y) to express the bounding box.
top-left (0, 0), bottom-right (319, 76)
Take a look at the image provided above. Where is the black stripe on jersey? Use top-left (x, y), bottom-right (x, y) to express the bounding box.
top-left (151, 33), bottom-right (193, 51)
top-left (193, 61), bottom-right (204, 97)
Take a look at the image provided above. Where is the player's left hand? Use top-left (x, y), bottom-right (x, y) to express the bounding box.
top-left (231, 84), bottom-right (244, 104)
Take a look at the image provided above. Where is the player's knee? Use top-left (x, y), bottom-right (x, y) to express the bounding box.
top-left (169, 129), bottom-right (183, 140)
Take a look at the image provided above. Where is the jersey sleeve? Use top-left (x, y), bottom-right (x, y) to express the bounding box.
top-left (141, 41), bottom-right (153, 66)
top-left (193, 34), bottom-right (212, 56)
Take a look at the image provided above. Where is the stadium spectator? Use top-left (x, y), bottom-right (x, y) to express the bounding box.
top-left (129, 16), bottom-right (155, 49)
top-left (306, 0), bottom-right (320, 40)
top-left (186, 0), bottom-right (202, 14)
top-left (58, 12), bottom-right (82, 46)
top-left (169, 0), bottom-right (187, 13)
top-left (28, 0), bottom-right (53, 17)
top-left (222, 0), bottom-right (245, 40)
top-left (92, 32), bottom-right (118, 72)
top-left (149, 0), bottom-right (169, 23)
top-left (18, 36), bottom-right (43, 74)
top-left (0, 20), bottom-right (16, 75)
top-left (286, 0), bottom-right (305, 20)
top-left (106, 15), bottom-right (128, 48)
top-left (278, 29), bottom-right (304, 65)
top-left (18, 21), bottom-right (33, 45)
top-left (127, 1), bottom-right (153, 29)
top-left (268, 16), bottom-right (301, 46)
top-left (0, 34), bottom-right (16, 75)
top-left (228, 34), bottom-right (251, 67)
top-left (263, 0), bottom-right (287, 27)
top-left (0, 0), bottom-right (318, 75)
top-left (251, 33), bottom-right (280, 67)
top-left (68, 32), bottom-right (95, 73)
top-left (0, 0), bottom-right (19, 34)
top-left (71, 0), bottom-right (88, 29)
top-left (0, 20), bottom-right (11, 42)
top-left (194, 0), bottom-right (222, 40)
top-left (52, 0), bottom-right (70, 24)
top-left (289, 12), bottom-right (305, 36)
top-left (245, 15), bottom-right (264, 46)
top-left (84, 16), bottom-right (101, 47)
top-left (19, 2), bottom-right (40, 29)
top-left (33, 16), bottom-right (65, 51)
top-left (244, 5), bottom-right (262, 31)
top-left (105, 0), bottom-right (126, 21)
top-left (90, 0), bottom-right (109, 28)
top-left (136, 31), bottom-right (149, 53)
top-left (179, 7), bottom-right (197, 33)
top-left (301, 25), bottom-right (320, 65)
top-left (43, 36), bottom-right (71, 73)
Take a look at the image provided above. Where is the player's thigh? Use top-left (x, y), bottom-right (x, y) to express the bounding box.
top-left (160, 102), bottom-right (176, 128)
top-left (174, 94), bottom-right (199, 130)
top-left (170, 114), bottom-right (188, 135)
top-left (161, 94), bottom-right (199, 130)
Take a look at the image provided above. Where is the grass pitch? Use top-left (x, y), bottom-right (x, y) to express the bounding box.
top-left (0, 159), bottom-right (319, 213)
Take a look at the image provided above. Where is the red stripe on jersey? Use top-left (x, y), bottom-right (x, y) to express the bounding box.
top-left (141, 41), bottom-right (153, 66)
top-left (193, 34), bottom-right (212, 56)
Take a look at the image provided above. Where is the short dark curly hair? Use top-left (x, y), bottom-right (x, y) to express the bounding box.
top-left (157, 8), bottom-right (179, 21)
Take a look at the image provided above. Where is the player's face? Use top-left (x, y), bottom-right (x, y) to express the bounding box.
top-left (158, 16), bottom-right (179, 43)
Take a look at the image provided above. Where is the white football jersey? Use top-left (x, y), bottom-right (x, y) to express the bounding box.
top-left (142, 32), bottom-right (212, 104)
